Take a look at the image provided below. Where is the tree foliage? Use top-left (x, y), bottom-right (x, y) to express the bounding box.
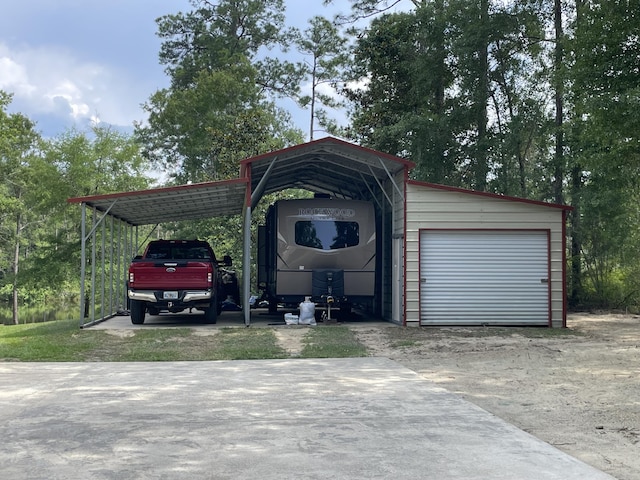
top-left (567, 0), bottom-right (640, 307)
top-left (136, 0), bottom-right (304, 183)
top-left (0, 92), bottom-right (48, 323)
top-left (134, 0), bottom-right (309, 285)
top-left (294, 16), bottom-right (350, 139)
top-left (0, 92), bottom-right (153, 323)
top-left (343, 1), bottom-right (550, 194)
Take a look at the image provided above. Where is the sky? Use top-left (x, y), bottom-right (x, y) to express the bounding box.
top-left (0, 0), bottom-right (363, 139)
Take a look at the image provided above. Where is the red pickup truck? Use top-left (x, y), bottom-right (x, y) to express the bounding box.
top-left (127, 239), bottom-right (236, 325)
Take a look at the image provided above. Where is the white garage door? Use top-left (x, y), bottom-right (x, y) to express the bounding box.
top-left (420, 230), bottom-right (549, 326)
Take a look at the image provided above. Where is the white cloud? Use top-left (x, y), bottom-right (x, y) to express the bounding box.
top-left (0, 42), bottom-right (148, 132)
top-left (0, 54), bottom-right (36, 96)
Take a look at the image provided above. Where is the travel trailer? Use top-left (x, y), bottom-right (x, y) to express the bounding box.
top-left (257, 197), bottom-right (377, 316)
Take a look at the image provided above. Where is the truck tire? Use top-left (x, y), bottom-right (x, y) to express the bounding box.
top-left (203, 296), bottom-right (218, 324)
top-left (130, 299), bottom-right (146, 325)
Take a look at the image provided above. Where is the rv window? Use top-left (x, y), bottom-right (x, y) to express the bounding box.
top-left (295, 221), bottom-right (359, 250)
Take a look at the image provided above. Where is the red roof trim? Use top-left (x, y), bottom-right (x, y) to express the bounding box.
top-left (407, 179), bottom-right (573, 211)
top-left (67, 177), bottom-right (248, 204)
top-left (239, 136), bottom-right (417, 170)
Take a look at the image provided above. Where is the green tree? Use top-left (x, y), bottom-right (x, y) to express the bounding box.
top-left (0, 121), bottom-right (153, 324)
top-left (136, 0), bottom-right (304, 183)
top-left (134, 0), bottom-right (312, 288)
top-left (483, 0), bottom-right (548, 198)
top-left (344, 7), bottom-right (461, 183)
top-left (0, 91), bottom-right (50, 324)
top-left (50, 126), bottom-right (151, 200)
top-left (157, 0), bottom-right (294, 90)
top-left (552, 0), bottom-right (566, 204)
top-left (343, 1), bottom-right (548, 193)
top-left (334, 0), bottom-right (640, 310)
top-left (448, 0), bottom-right (491, 190)
top-left (326, 0), bottom-right (422, 22)
top-left (568, 0), bottom-right (640, 307)
top-left (295, 16), bottom-right (350, 140)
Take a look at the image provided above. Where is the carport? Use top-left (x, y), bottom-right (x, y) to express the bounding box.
top-left (67, 178), bottom-right (248, 327)
top-left (239, 138), bottom-right (413, 325)
top-left (69, 136), bottom-right (570, 328)
top-left (67, 137), bottom-right (413, 328)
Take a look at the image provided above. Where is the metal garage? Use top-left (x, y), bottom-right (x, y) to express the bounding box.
top-left (404, 180), bottom-right (571, 328)
top-left (68, 137), bottom-right (571, 328)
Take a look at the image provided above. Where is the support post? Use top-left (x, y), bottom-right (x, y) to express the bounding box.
top-left (79, 204), bottom-right (87, 328)
top-left (243, 205), bottom-right (252, 326)
top-left (90, 208), bottom-right (97, 324)
top-left (100, 211), bottom-right (106, 321)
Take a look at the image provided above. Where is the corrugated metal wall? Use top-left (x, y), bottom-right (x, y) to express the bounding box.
top-left (419, 230), bottom-right (549, 325)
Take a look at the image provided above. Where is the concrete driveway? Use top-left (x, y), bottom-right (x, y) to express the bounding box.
top-left (0, 358), bottom-right (613, 479)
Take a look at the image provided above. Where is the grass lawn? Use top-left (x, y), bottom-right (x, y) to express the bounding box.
top-left (0, 319), bottom-right (370, 362)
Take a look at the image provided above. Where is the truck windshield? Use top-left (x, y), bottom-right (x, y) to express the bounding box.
top-left (295, 221), bottom-right (359, 250)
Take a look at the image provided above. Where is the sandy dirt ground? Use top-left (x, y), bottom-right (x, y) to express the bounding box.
top-left (343, 313), bottom-right (640, 480)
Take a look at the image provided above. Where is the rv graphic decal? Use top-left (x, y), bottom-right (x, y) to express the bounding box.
top-left (298, 207), bottom-right (356, 219)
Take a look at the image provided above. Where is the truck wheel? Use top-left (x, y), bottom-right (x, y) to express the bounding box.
top-left (130, 300), bottom-right (146, 325)
top-left (203, 296), bottom-right (218, 324)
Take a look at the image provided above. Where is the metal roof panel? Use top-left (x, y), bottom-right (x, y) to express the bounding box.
top-left (67, 178), bottom-right (248, 226)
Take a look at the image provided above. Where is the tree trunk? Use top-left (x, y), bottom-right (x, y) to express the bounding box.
top-left (430, 0), bottom-right (447, 183)
top-left (474, 0), bottom-right (489, 191)
top-left (553, 0), bottom-right (564, 205)
top-left (12, 212), bottom-right (21, 325)
top-left (569, 165), bottom-right (583, 306)
top-left (309, 57), bottom-right (318, 141)
top-left (569, 0), bottom-right (585, 307)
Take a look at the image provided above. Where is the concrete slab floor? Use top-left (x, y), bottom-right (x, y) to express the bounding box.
top-left (0, 358), bottom-right (614, 480)
top-left (85, 308), bottom-right (393, 330)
